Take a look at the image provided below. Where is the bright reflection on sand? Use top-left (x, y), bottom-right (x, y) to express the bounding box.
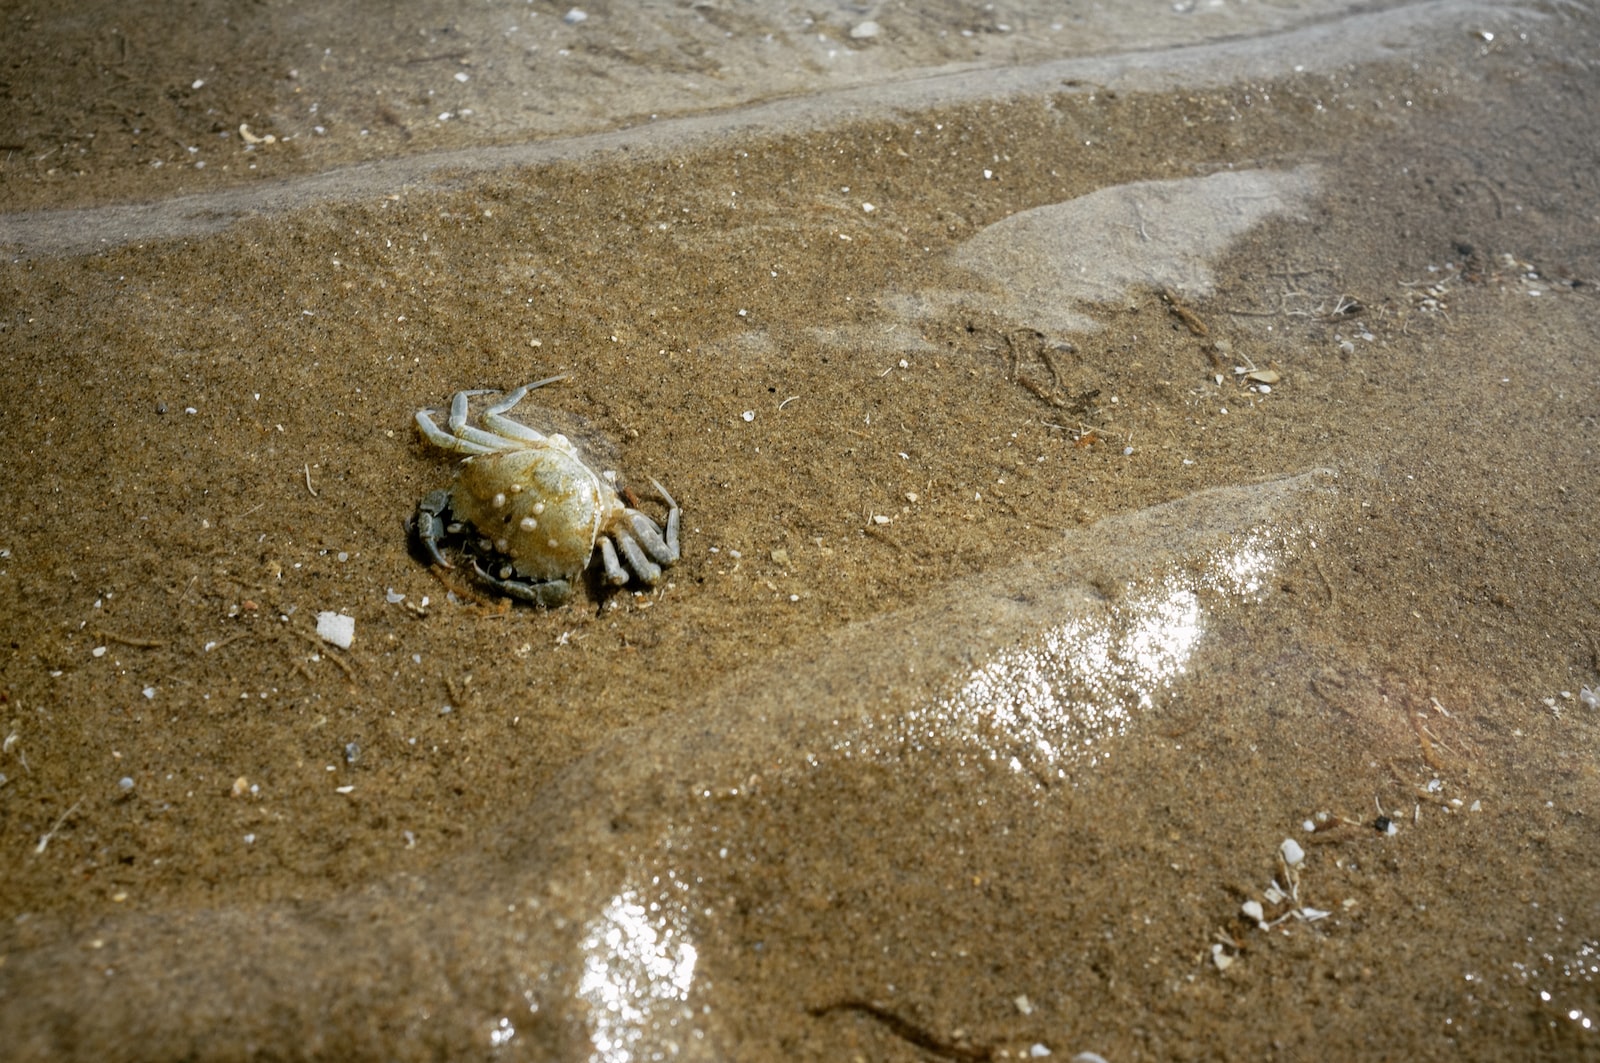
top-left (578, 884), bottom-right (699, 1062)
top-left (904, 529), bottom-right (1283, 776)
top-left (1515, 938), bottom-right (1599, 1035)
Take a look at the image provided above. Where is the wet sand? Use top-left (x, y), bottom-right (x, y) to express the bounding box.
top-left (3, 1), bottom-right (1599, 1059)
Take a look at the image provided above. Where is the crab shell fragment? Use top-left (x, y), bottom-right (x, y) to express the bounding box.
top-left (412, 379), bottom-right (680, 605)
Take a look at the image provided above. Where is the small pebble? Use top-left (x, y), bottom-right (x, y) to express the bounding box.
top-left (1280, 838), bottom-right (1306, 867)
top-left (118, 776), bottom-right (134, 791)
top-left (563, 7), bottom-right (587, 24)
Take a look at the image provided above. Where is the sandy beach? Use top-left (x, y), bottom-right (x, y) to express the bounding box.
top-left (2, 1), bottom-right (1598, 1059)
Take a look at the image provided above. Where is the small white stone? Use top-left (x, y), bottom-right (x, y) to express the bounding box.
top-left (742, 410), bottom-right (755, 422)
top-left (316, 611), bottom-right (355, 649)
top-left (1280, 838), bottom-right (1306, 867)
top-left (1242, 899), bottom-right (1265, 923)
top-left (1013, 994), bottom-right (1033, 1015)
top-left (1029, 1045), bottom-right (1051, 1058)
top-left (850, 20), bottom-right (880, 39)
top-left (563, 7), bottom-right (587, 24)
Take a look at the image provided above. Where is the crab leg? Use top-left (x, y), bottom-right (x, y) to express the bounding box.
top-left (481, 376), bottom-right (570, 442)
top-left (446, 389), bottom-right (497, 433)
top-left (649, 477), bottom-right (682, 563)
top-left (613, 529), bottom-right (663, 585)
top-left (470, 559), bottom-right (573, 608)
top-left (598, 538), bottom-right (630, 585)
top-left (626, 511), bottom-right (675, 567)
top-left (415, 409), bottom-right (499, 455)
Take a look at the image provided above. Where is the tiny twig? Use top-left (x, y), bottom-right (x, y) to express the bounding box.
top-left (204, 631), bottom-right (254, 654)
top-left (36, 798), bottom-right (85, 855)
top-left (320, 646), bottom-right (357, 681)
top-left (97, 629), bottom-right (167, 649)
top-left (808, 1001), bottom-right (993, 1062)
top-left (1162, 288), bottom-right (1210, 336)
top-left (289, 627), bottom-right (357, 680)
top-left (864, 524), bottom-right (914, 558)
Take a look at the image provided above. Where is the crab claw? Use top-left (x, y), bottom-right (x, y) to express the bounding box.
top-left (410, 489), bottom-right (455, 569)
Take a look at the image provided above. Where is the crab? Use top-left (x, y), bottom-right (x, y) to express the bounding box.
top-left (409, 376), bottom-right (680, 606)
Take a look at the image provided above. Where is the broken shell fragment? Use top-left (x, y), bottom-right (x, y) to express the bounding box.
top-left (1280, 838), bottom-right (1306, 867)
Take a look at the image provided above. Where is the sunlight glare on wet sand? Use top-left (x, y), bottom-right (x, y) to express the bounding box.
top-left (901, 527), bottom-right (1288, 778)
